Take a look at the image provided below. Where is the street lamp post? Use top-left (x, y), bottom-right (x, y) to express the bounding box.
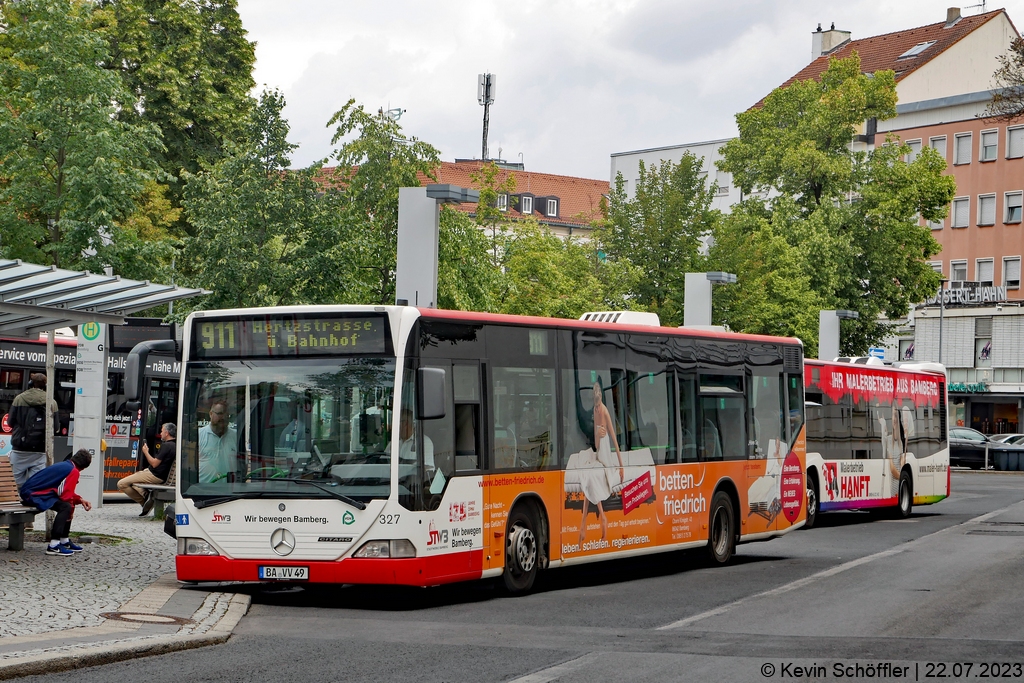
top-left (818, 309), bottom-right (859, 360)
top-left (938, 278), bottom-right (948, 365)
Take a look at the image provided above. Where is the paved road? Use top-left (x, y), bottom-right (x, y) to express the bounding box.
top-left (17, 472), bottom-right (1024, 682)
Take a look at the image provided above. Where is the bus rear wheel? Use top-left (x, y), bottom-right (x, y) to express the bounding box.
top-left (895, 470), bottom-right (913, 519)
top-left (503, 506), bottom-right (540, 594)
top-left (706, 491), bottom-right (736, 565)
top-left (804, 471), bottom-right (819, 530)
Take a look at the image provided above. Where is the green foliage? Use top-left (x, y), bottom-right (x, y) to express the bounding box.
top-left (986, 37), bottom-right (1024, 121)
top-left (327, 101), bottom-right (441, 305)
top-left (597, 155), bottom-right (719, 325)
top-left (179, 90), bottom-right (346, 311)
top-left (714, 55), bottom-right (957, 353)
top-left (437, 207), bottom-right (499, 312)
top-left (93, 0), bottom-right (256, 230)
top-left (0, 0), bottom-right (162, 269)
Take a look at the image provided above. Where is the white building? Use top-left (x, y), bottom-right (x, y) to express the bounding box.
top-left (609, 138), bottom-right (737, 211)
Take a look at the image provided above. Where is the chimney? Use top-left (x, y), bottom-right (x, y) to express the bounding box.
top-left (812, 23), bottom-right (852, 59)
top-left (945, 7), bottom-right (961, 27)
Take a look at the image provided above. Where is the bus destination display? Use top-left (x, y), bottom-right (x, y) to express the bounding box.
top-left (192, 315), bottom-right (387, 358)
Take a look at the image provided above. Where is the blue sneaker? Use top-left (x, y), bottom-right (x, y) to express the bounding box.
top-left (62, 541), bottom-right (84, 553)
top-left (45, 544), bottom-right (73, 556)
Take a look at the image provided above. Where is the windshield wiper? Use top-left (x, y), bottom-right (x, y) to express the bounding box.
top-left (248, 477), bottom-right (367, 510)
top-left (192, 493), bottom-right (265, 509)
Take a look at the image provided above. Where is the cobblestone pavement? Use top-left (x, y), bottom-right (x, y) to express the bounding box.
top-left (0, 501), bottom-right (176, 638)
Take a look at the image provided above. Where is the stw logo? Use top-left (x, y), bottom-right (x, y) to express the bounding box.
top-left (426, 520), bottom-right (448, 546)
top-left (211, 511), bottom-right (231, 523)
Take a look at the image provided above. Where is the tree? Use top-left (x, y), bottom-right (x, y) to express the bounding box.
top-left (93, 0), bottom-right (256, 232)
top-left (179, 90), bottom-right (345, 310)
top-left (986, 37), bottom-right (1024, 121)
top-left (437, 206), bottom-right (500, 312)
top-left (0, 0), bottom-right (162, 269)
top-left (327, 101), bottom-right (441, 305)
top-left (715, 54), bottom-right (957, 353)
top-left (598, 155), bottom-right (719, 326)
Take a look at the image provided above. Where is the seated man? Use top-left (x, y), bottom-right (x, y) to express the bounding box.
top-left (118, 422), bottom-right (176, 516)
top-left (199, 400), bottom-right (238, 483)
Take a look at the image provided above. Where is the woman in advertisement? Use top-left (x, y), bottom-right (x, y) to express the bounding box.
top-left (574, 381), bottom-right (626, 546)
top-left (879, 399), bottom-right (907, 498)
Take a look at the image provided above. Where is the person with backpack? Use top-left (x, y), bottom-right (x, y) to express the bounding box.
top-left (20, 449), bottom-right (93, 556)
top-left (9, 373), bottom-right (58, 489)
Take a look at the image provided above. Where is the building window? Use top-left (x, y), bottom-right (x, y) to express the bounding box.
top-left (928, 217), bottom-right (944, 230)
top-left (975, 317), bottom-right (993, 369)
top-left (952, 197), bottom-right (970, 228)
top-left (497, 194), bottom-right (508, 212)
top-left (899, 339), bottom-right (915, 361)
top-left (981, 130), bottom-right (998, 162)
top-left (521, 195), bottom-right (533, 214)
top-left (930, 135), bottom-right (947, 160)
top-left (715, 171), bottom-right (730, 196)
top-left (955, 133), bottom-right (972, 165)
top-left (977, 258), bottom-right (994, 286)
top-left (978, 194), bottom-right (996, 226)
top-left (951, 260), bottom-right (967, 282)
top-left (929, 261), bottom-right (943, 274)
top-left (546, 199), bottom-right (557, 217)
top-left (1006, 192), bottom-right (1022, 223)
top-left (906, 139), bottom-right (922, 162)
top-left (1004, 257), bottom-right (1021, 289)
top-left (1009, 126), bottom-right (1024, 159)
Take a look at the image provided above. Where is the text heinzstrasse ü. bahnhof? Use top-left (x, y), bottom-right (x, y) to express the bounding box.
top-left (191, 315), bottom-right (389, 359)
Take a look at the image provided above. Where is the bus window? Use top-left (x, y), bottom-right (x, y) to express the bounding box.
top-left (559, 330), bottom-right (625, 468)
top-left (492, 366), bottom-right (556, 471)
top-left (750, 370), bottom-right (784, 459)
top-left (453, 363), bottom-right (481, 472)
top-left (419, 361), bottom-right (453, 509)
top-left (677, 374), bottom-right (697, 463)
top-left (626, 339), bottom-right (676, 465)
top-left (699, 374), bottom-right (746, 461)
top-left (786, 373), bottom-right (804, 445)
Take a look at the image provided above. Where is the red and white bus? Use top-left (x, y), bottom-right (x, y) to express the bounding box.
top-left (157, 305), bottom-right (808, 593)
top-left (803, 359), bottom-right (949, 527)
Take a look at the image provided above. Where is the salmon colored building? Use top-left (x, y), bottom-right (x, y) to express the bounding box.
top-left (782, 7), bottom-right (1023, 298)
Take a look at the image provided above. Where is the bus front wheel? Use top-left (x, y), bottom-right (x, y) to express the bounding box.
top-left (503, 506), bottom-right (540, 594)
top-left (706, 491), bottom-right (736, 565)
top-left (805, 471), bottom-right (819, 530)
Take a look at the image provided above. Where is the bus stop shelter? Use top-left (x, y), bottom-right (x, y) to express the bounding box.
top-left (0, 259), bottom-right (207, 498)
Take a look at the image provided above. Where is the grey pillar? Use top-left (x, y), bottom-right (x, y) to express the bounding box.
top-left (819, 310), bottom-right (840, 361)
top-left (683, 273), bottom-right (713, 327)
top-left (395, 187), bottom-right (440, 308)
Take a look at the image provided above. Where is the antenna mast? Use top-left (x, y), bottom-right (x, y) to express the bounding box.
top-left (477, 73), bottom-right (496, 161)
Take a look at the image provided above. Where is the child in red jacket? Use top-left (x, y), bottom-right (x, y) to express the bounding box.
top-left (20, 449), bottom-right (93, 556)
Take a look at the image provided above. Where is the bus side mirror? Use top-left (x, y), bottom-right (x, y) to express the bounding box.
top-left (417, 368), bottom-right (446, 420)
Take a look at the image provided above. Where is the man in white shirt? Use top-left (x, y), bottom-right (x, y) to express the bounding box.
top-left (198, 400), bottom-right (238, 483)
top-left (391, 409), bottom-right (433, 468)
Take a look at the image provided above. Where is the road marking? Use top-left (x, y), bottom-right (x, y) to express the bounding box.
top-left (506, 652), bottom-right (602, 683)
top-left (657, 505), bottom-right (1015, 631)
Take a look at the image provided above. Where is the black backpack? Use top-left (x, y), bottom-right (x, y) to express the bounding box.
top-left (12, 404), bottom-right (46, 452)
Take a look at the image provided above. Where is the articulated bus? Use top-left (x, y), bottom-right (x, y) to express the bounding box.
top-left (802, 359), bottom-right (949, 528)
top-left (0, 323), bottom-right (178, 492)
top-left (144, 305), bottom-right (808, 593)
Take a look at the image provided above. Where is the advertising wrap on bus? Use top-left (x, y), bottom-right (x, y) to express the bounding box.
top-left (803, 360), bottom-right (949, 523)
top-left (169, 306), bottom-right (808, 592)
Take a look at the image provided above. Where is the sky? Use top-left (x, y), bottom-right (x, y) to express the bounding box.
top-left (236, 1), bottom-right (1024, 181)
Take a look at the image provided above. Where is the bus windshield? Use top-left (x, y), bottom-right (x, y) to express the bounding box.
top-left (180, 357), bottom-right (396, 504)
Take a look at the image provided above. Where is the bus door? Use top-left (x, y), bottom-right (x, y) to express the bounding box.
top-left (749, 368), bottom-right (786, 531)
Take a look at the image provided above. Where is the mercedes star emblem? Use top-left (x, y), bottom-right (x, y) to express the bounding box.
top-left (270, 528), bottom-right (296, 556)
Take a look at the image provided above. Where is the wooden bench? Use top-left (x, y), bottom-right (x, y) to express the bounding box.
top-left (136, 465), bottom-right (176, 520)
top-left (0, 456), bottom-right (40, 551)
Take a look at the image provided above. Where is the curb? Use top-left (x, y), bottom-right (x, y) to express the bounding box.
top-left (0, 592), bottom-right (250, 680)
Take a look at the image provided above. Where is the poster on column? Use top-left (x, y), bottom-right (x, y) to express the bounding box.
top-left (73, 322), bottom-right (107, 508)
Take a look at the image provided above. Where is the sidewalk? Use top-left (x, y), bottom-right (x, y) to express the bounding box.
top-left (0, 501), bottom-right (249, 680)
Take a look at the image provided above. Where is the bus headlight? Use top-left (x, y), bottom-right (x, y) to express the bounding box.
top-left (353, 539), bottom-right (416, 558)
top-left (180, 538), bottom-right (220, 556)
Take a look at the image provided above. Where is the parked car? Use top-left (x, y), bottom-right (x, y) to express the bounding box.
top-left (991, 433), bottom-right (1024, 444)
top-left (949, 427), bottom-right (1024, 469)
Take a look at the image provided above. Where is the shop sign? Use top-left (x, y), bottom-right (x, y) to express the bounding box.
top-left (948, 382), bottom-right (988, 393)
top-left (925, 285), bottom-right (1008, 307)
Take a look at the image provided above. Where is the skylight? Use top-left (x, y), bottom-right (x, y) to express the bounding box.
top-left (898, 41), bottom-right (936, 59)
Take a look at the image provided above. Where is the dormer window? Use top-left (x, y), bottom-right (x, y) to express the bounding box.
top-left (546, 198), bottom-right (558, 217)
top-left (521, 195), bottom-right (533, 214)
top-left (497, 193), bottom-right (508, 212)
top-left (898, 41), bottom-right (936, 59)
